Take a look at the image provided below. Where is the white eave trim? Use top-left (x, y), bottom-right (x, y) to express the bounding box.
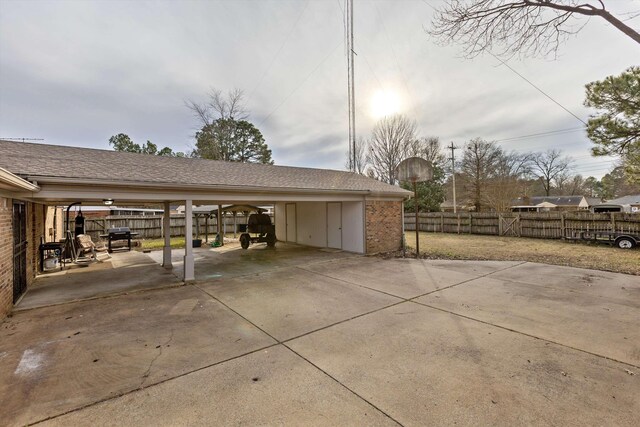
top-left (0, 168), bottom-right (40, 192)
top-left (25, 175), bottom-right (410, 198)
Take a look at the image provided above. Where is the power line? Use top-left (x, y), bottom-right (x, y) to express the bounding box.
top-left (421, 0), bottom-right (588, 127)
top-left (360, 52), bottom-right (383, 90)
top-left (494, 126), bottom-right (585, 142)
top-left (574, 159), bottom-right (617, 167)
top-left (337, 0), bottom-right (346, 55)
top-left (489, 55), bottom-right (588, 126)
top-left (572, 166), bottom-right (616, 174)
top-left (259, 40), bottom-right (343, 127)
top-left (496, 138), bottom-right (592, 152)
top-left (572, 153), bottom-right (614, 160)
top-left (246, 0), bottom-right (310, 104)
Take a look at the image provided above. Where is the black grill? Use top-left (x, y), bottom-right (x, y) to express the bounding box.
top-left (106, 227), bottom-right (133, 252)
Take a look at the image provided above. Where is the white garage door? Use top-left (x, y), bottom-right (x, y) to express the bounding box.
top-left (286, 203), bottom-right (297, 242)
top-left (327, 202), bottom-right (342, 249)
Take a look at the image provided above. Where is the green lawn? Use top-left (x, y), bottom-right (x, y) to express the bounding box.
top-left (138, 234), bottom-right (239, 250)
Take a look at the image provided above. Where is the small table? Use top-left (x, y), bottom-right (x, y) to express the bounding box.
top-left (39, 242), bottom-right (65, 272)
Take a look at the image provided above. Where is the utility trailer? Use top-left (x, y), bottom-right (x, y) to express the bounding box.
top-left (238, 213), bottom-right (276, 249)
top-left (565, 230), bottom-right (639, 249)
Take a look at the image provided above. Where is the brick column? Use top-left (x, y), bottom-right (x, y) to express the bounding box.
top-left (0, 198), bottom-right (12, 318)
top-left (365, 200), bottom-right (403, 254)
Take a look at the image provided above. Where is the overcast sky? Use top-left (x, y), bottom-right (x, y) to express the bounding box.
top-left (1, 0), bottom-right (638, 178)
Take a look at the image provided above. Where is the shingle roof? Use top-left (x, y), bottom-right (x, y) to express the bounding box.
top-left (0, 140), bottom-right (410, 196)
top-left (585, 197), bottom-right (602, 206)
top-left (530, 196), bottom-right (585, 206)
top-left (512, 196), bottom-right (586, 206)
top-left (606, 194), bottom-right (640, 205)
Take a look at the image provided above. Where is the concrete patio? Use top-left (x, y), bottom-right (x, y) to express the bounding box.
top-left (1, 244), bottom-right (638, 426)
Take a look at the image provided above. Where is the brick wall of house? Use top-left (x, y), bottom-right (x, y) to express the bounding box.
top-left (365, 200), bottom-right (403, 254)
top-left (27, 203), bottom-right (46, 289)
top-left (0, 197), bottom-right (13, 318)
top-left (0, 199), bottom-right (45, 319)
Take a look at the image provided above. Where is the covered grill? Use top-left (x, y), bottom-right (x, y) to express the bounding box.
top-left (102, 227), bottom-right (138, 253)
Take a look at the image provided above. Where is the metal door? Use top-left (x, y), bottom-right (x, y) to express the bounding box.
top-left (13, 202), bottom-right (27, 303)
top-left (285, 203), bottom-right (297, 242)
top-left (327, 202), bottom-right (342, 249)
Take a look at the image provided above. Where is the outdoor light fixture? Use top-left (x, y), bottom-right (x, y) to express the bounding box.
top-left (102, 199), bottom-right (114, 206)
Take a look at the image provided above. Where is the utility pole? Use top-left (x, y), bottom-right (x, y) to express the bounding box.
top-left (346, 0), bottom-right (356, 171)
top-left (448, 142), bottom-right (458, 213)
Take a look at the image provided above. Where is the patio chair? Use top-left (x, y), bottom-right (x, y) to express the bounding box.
top-left (75, 234), bottom-right (110, 262)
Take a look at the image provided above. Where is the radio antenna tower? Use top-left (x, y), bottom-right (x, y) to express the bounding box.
top-left (346, 0), bottom-right (356, 172)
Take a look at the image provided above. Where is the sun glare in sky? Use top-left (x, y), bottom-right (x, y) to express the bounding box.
top-left (370, 89), bottom-right (402, 119)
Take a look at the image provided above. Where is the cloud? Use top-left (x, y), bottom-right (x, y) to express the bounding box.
top-left (1, 0), bottom-right (637, 177)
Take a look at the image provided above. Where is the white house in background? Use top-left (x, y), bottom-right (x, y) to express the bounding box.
top-left (511, 196), bottom-right (599, 212)
top-left (592, 194), bottom-right (640, 213)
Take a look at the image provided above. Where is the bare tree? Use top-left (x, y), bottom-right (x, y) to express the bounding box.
top-left (460, 138), bottom-right (504, 211)
top-left (367, 115), bottom-right (418, 184)
top-left (345, 136), bottom-right (369, 175)
top-left (186, 88), bottom-right (249, 127)
top-left (429, 1), bottom-right (640, 59)
top-left (484, 151), bottom-right (532, 211)
top-left (553, 170), bottom-right (573, 194)
top-left (559, 174), bottom-right (589, 196)
top-left (531, 149), bottom-right (573, 196)
top-left (407, 136), bottom-right (446, 167)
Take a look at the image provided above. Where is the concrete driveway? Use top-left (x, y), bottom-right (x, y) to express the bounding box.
top-left (1, 244), bottom-right (638, 426)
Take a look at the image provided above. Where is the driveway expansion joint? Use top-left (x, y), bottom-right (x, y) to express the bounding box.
top-left (295, 265), bottom-right (406, 300)
top-left (282, 344), bottom-right (404, 427)
top-left (13, 282), bottom-right (187, 314)
top-left (192, 280), bottom-right (409, 426)
top-left (298, 259), bottom-right (528, 304)
top-left (409, 260), bottom-right (528, 300)
top-left (29, 341), bottom-right (282, 426)
top-left (192, 284), bottom-right (281, 343)
top-left (411, 300), bottom-right (640, 370)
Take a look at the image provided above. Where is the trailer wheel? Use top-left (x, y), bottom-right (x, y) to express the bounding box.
top-left (615, 236), bottom-right (636, 249)
top-left (240, 233), bottom-right (251, 249)
top-left (266, 233), bottom-right (276, 248)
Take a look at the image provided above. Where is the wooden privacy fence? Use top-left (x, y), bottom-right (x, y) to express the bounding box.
top-left (404, 212), bottom-right (640, 239)
top-left (70, 214), bottom-right (270, 241)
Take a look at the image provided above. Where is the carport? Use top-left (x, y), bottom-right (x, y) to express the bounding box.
top-left (0, 140), bottom-right (409, 308)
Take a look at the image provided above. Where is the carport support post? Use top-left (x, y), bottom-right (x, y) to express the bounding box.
top-left (414, 181), bottom-right (419, 256)
top-left (233, 212), bottom-right (237, 238)
top-left (183, 200), bottom-right (195, 282)
top-left (217, 204), bottom-right (224, 246)
top-left (162, 202), bottom-right (172, 269)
